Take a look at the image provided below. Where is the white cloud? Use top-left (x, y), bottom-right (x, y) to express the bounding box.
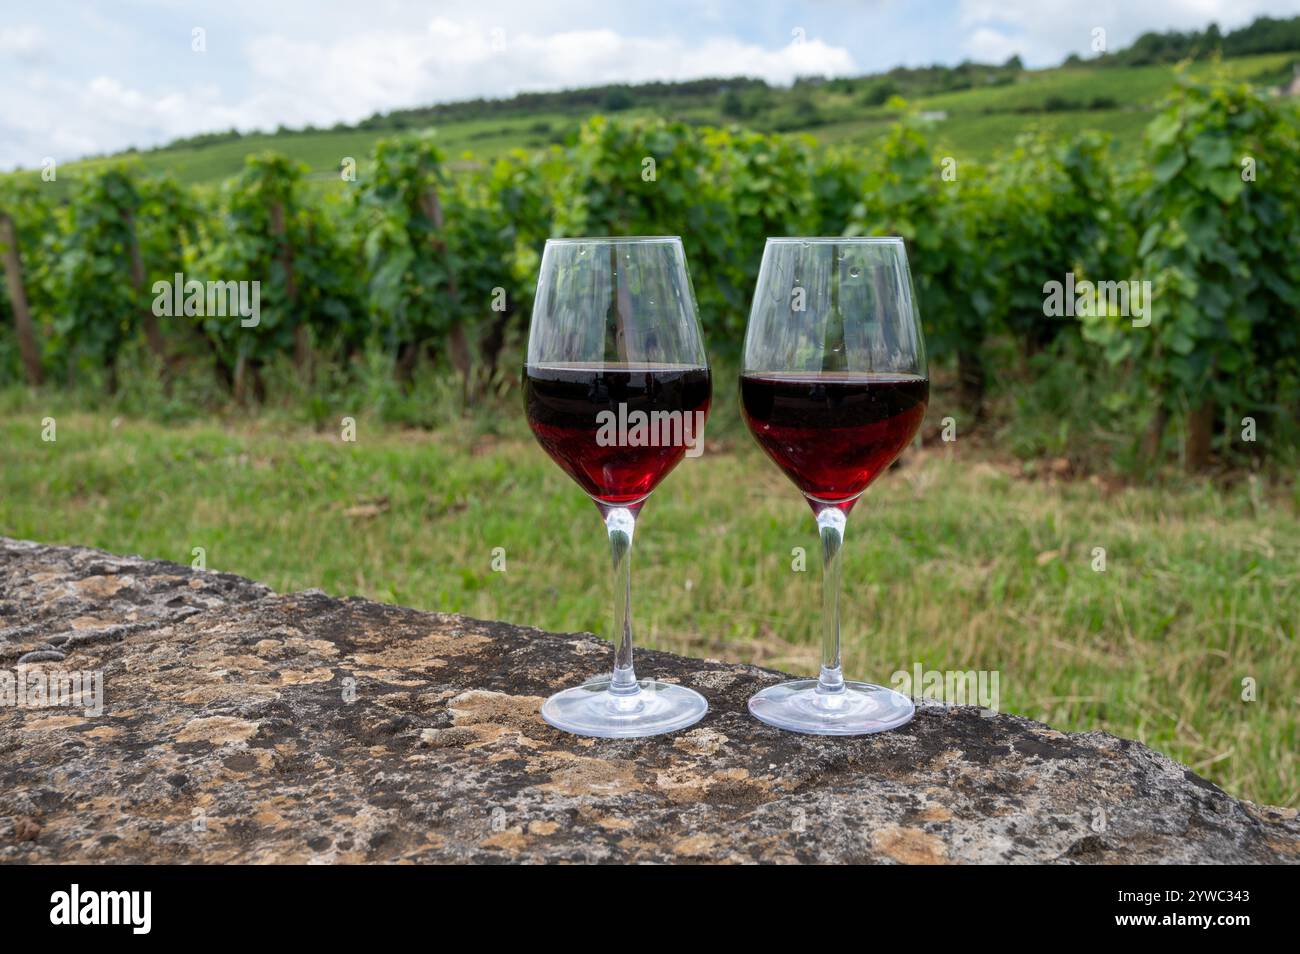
top-left (958, 0), bottom-right (1300, 66)
top-left (0, 17), bottom-right (856, 169)
top-left (0, 25), bottom-right (48, 62)
top-left (964, 27), bottom-right (1024, 63)
top-left (8, 0), bottom-right (1296, 170)
top-left (0, 70), bottom-right (248, 169)
top-left (239, 23), bottom-right (855, 124)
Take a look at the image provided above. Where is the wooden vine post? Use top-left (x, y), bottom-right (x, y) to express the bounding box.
top-left (419, 173), bottom-right (472, 402)
top-left (268, 201), bottom-right (309, 377)
top-left (121, 207), bottom-right (170, 371)
top-left (0, 211), bottom-right (43, 386)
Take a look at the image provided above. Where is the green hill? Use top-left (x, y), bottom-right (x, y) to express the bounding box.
top-left (815, 53), bottom-right (1295, 161)
top-left (42, 53), bottom-right (1296, 190)
top-left (13, 12), bottom-right (1300, 190)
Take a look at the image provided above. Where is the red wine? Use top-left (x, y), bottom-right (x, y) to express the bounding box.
top-left (525, 363), bottom-right (711, 506)
top-left (740, 371), bottom-right (928, 509)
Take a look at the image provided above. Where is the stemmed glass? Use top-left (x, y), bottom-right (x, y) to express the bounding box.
top-left (525, 237), bottom-right (712, 738)
top-left (740, 237), bottom-right (928, 735)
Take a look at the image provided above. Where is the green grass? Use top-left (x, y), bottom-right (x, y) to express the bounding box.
top-left (19, 110), bottom-right (586, 195)
top-left (815, 54), bottom-right (1295, 161)
top-left (10, 53), bottom-right (1294, 191)
top-left (1, 392), bottom-right (1295, 807)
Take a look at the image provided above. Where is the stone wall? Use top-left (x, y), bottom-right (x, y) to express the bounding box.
top-left (1, 537), bottom-right (1296, 863)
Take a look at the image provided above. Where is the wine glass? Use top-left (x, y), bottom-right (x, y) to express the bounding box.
top-left (740, 237), bottom-right (928, 735)
top-left (525, 237), bottom-right (712, 738)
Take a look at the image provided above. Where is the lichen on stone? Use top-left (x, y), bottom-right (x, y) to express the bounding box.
top-left (1, 536), bottom-right (1296, 864)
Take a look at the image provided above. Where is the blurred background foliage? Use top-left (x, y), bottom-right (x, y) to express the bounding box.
top-left (2, 68), bottom-right (1297, 474)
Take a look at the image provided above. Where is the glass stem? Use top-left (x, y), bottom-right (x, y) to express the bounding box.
top-left (605, 506), bottom-right (639, 695)
top-left (816, 506), bottom-right (847, 695)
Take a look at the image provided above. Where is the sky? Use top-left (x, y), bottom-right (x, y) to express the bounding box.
top-left (3, 0), bottom-right (1299, 169)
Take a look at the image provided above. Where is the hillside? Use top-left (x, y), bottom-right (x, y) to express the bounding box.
top-left (31, 52), bottom-right (1293, 193)
top-left (12, 9), bottom-right (1300, 190)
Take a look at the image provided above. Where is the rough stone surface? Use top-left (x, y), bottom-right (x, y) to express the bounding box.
top-left (1, 536), bottom-right (1296, 864)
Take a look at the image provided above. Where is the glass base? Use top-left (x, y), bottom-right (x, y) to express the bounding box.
top-left (748, 679), bottom-right (915, 736)
top-left (541, 676), bottom-right (708, 739)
